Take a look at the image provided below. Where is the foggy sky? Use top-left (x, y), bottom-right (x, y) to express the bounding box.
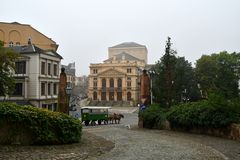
top-left (1, 0), bottom-right (240, 75)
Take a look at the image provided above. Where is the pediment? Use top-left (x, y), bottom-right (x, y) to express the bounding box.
top-left (98, 68), bottom-right (125, 77)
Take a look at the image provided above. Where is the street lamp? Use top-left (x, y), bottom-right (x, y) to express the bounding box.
top-left (148, 69), bottom-right (155, 104)
top-left (137, 67), bottom-right (143, 105)
top-left (65, 86), bottom-right (72, 114)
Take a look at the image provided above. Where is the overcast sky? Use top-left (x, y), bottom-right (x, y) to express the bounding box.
top-left (1, 0), bottom-right (240, 76)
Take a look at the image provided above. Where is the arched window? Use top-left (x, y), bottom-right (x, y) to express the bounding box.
top-left (110, 78), bottom-right (114, 88)
top-left (8, 41), bottom-right (13, 47)
top-left (117, 92), bottom-right (122, 101)
top-left (101, 92), bottom-right (106, 100)
top-left (117, 78), bottom-right (122, 88)
top-left (93, 92), bottom-right (97, 100)
top-left (109, 92), bottom-right (114, 101)
top-left (127, 92), bottom-right (131, 101)
top-left (102, 78), bottom-right (106, 88)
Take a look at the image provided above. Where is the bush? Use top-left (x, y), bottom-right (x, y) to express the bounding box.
top-left (166, 98), bottom-right (240, 129)
top-left (0, 102), bottom-right (82, 145)
top-left (139, 104), bottom-right (167, 129)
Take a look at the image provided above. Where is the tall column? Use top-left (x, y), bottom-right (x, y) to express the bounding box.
top-left (114, 78), bottom-right (118, 101)
top-left (106, 78), bottom-right (109, 101)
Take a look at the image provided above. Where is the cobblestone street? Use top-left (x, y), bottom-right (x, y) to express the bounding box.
top-left (85, 107), bottom-right (240, 160)
top-left (0, 107), bottom-right (239, 160)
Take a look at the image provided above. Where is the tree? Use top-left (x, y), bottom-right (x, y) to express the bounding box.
top-left (0, 41), bottom-right (19, 97)
top-left (153, 37), bottom-right (200, 107)
top-left (196, 51), bottom-right (240, 99)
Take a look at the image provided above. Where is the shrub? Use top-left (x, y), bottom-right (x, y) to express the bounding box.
top-left (166, 99), bottom-right (240, 129)
top-left (0, 102), bottom-right (82, 145)
top-left (139, 104), bottom-right (167, 129)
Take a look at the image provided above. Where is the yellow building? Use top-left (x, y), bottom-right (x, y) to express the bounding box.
top-left (0, 22), bottom-right (61, 109)
top-left (88, 42), bottom-right (148, 106)
top-left (0, 22), bottom-right (58, 51)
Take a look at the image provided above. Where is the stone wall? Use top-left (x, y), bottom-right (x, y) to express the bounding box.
top-left (162, 121), bottom-right (240, 141)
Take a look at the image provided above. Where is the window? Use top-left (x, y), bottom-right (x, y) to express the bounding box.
top-left (127, 77), bottom-right (131, 80)
top-left (53, 83), bottom-right (57, 95)
top-left (127, 81), bottom-right (131, 89)
top-left (93, 69), bottom-right (98, 74)
top-left (93, 92), bottom-right (97, 100)
top-left (41, 62), bottom-right (46, 75)
top-left (53, 64), bottom-right (58, 76)
top-left (93, 77), bottom-right (97, 81)
top-left (102, 78), bottom-right (106, 88)
top-left (48, 63), bottom-right (51, 75)
top-left (42, 104), bottom-right (47, 109)
top-left (9, 41), bottom-right (13, 47)
top-left (53, 103), bottom-right (57, 111)
top-left (93, 81), bottom-right (97, 87)
top-left (101, 92), bottom-right (106, 100)
top-left (117, 78), bottom-right (122, 88)
top-left (12, 83), bottom-right (23, 96)
top-left (48, 83), bottom-right (51, 95)
top-left (41, 82), bottom-right (46, 95)
top-left (109, 92), bottom-right (114, 101)
top-left (127, 92), bottom-right (132, 101)
top-left (127, 68), bottom-right (132, 73)
top-left (110, 78), bottom-right (114, 88)
top-left (15, 61), bottom-right (26, 74)
top-left (16, 42), bottom-right (20, 46)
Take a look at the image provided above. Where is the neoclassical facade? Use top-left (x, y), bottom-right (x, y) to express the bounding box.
top-left (88, 42), bottom-right (147, 104)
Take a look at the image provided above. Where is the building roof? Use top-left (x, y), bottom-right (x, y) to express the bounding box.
top-left (109, 42), bottom-right (146, 48)
top-left (11, 45), bottom-right (43, 53)
top-left (0, 22), bottom-right (58, 51)
top-left (11, 44), bottom-right (63, 59)
top-left (104, 52), bottom-right (143, 62)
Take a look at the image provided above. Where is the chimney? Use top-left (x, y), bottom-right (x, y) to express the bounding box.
top-left (28, 37), bottom-right (32, 45)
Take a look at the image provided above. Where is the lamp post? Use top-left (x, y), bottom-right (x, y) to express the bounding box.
top-left (148, 70), bottom-right (155, 104)
top-left (137, 67), bottom-right (142, 105)
top-left (65, 86), bottom-right (72, 114)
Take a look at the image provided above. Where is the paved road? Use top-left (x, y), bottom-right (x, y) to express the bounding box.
top-left (84, 108), bottom-right (240, 160)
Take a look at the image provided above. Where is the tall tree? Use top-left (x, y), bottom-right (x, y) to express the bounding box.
top-left (0, 41), bottom-right (19, 97)
top-left (153, 37), bottom-right (200, 107)
top-left (196, 51), bottom-right (240, 99)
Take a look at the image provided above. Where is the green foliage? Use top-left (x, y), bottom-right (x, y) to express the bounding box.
top-left (0, 102), bottom-right (82, 145)
top-left (166, 97), bottom-right (240, 129)
top-left (139, 104), bottom-right (167, 129)
top-left (140, 95), bottom-right (240, 130)
top-left (196, 51), bottom-right (240, 99)
top-left (0, 41), bottom-right (19, 96)
top-left (153, 37), bottom-right (200, 107)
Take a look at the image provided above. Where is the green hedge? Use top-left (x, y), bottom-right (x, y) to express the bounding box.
top-left (139, 104), bottom-right (167, 129)
top-left (167, 100), bottom-right (240, 129)
top-left (140, 96), bottom-right (240, 130)
top-left (0, 102), bottom-right (82, 145)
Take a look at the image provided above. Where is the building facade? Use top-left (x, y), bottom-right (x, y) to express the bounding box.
top-left (0, 22), bottom-right (58, 51)
top-left (0, 22), bottom-right (63, 109)
top-left (61, 62), bottom-right (76, 88)
top-left (88, 42), bottom-right (147, 104)
top-left (0, 44), bottom-right (62, 110)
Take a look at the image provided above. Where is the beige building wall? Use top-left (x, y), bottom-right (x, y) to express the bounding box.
top-left (0, 22), bottom-right (58, 51)
top-left (108, 43), bottom-right (148, 63)
top-left (88, 60), bottom-right (145, 104)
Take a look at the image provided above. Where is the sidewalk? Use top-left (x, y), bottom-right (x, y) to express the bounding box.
top-left (109, 107), bottom-right (138, 114)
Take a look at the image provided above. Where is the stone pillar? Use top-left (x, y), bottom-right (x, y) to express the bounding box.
top-left (140, 69), bottom-right (150, 105)
top-left (57, 68), bottom-right (68, 114)
top-left (138, 69), bottom-right (151, 128)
